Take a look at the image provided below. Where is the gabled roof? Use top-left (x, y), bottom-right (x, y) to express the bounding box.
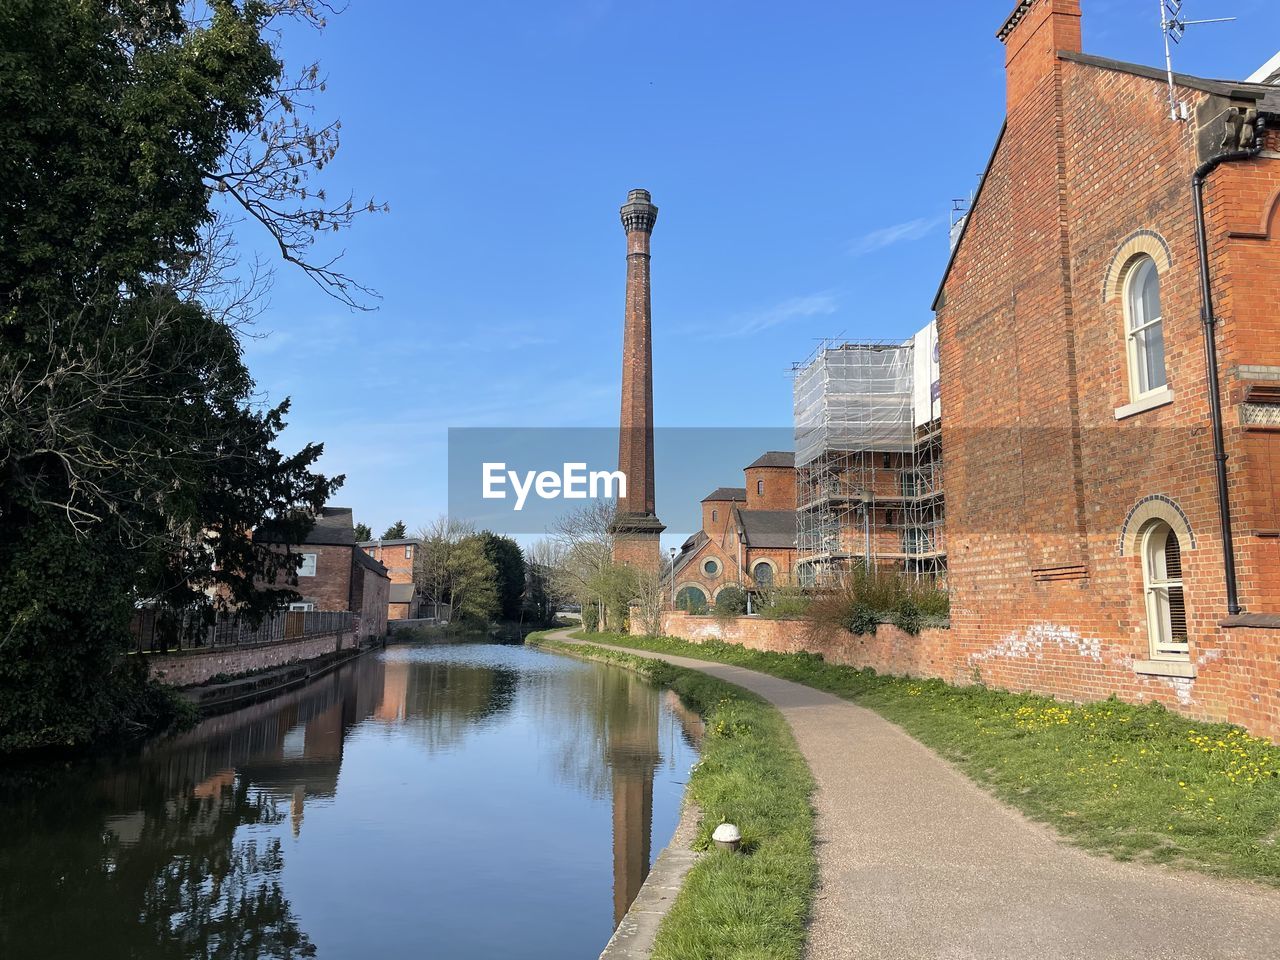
top-left (702, 487), bottom-right (747, 503)
top-left (353, 549), bottom-right (389, 578)
top-left (745, 451), bottom-right (795, 469)
top-left (671, 530), bottom-right (709, 577)
top-left (738, 509), bottom-right (797, 549)
top-left (254, 506), bottom-right (355, 547)
top-left (933, 51), bottom-right (1280, 313)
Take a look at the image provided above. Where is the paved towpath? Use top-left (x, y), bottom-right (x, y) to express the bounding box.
top-left (546, 627), bottom-right (1280, 960)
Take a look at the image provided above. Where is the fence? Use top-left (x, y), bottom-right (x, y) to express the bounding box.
top-left (131, 607), bottom-right (354, 654)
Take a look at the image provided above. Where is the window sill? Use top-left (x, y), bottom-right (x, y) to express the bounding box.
top-left (1115, 387), bottom-right (1174, 421)
top-left (1133, 658), bottom-right (1196, 679)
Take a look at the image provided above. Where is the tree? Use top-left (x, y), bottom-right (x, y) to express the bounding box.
top-left (413, 516), bottom-right (475, 621)
top-left (0, 2), bottom-right (377, 752)
top-left (381, 521), bottom-right (407, 540)
top-left (353, 522), bottom-right (372, 542)
top-left (546, 501), bottom-right (616, 613)
top-left (447, 536), bottom-right (499, 625)
top-left (479, 532), bottom-right (525, 622)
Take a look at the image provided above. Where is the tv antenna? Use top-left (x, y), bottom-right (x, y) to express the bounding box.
top-left (1160, 1), bottom-right (1237, 121)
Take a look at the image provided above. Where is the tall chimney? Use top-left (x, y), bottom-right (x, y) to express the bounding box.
top-left (611, 188), bottom-right (664, 573)
top-left (998, 0), bottom-right (1082, 114)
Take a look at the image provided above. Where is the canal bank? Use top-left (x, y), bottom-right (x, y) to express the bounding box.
top-left (555, 630), bottom-right (1280, 960)
top-left (529, 629), bottom-right (817, 960)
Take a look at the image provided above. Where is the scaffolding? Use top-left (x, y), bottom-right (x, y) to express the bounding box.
top-left (793, 339), bottom-right (945, 585)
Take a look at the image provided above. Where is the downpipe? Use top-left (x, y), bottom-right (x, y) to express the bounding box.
top-left (1190, 118), bottom-right (1266, 617)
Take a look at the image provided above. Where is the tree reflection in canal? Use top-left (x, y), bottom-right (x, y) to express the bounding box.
top-left (0, 644), bottom-right (699, 960)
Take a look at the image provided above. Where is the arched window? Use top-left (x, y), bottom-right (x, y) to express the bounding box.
top-left (751, 561), bottom-right (774, 587)
top-left (1125, 256), bottom-right (1167, 398)
top-left (1142, 520), bottom-right (1188, 659)
top-left (675, 585), bottom-right (708, 614)
top-left (711, 508), bottom-right (718, 523)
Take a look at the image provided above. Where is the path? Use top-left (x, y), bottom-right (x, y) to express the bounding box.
top-left (546, 627), bottom-right (1280, 960)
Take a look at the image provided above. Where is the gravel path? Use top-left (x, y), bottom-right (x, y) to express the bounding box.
top-left (547, 628), bottom-right (1280, 960)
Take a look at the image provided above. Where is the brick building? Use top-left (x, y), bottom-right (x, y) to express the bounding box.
top-left (670, 452), bottom-right (798, 610)
top-left (255, 506), bottom-right (390, 641)
top-left (359, 537), bottom-right (425, 620)
top-left (934, 0), bottom-right (1280, 735)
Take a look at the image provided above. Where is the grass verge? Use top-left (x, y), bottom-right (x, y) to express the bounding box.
top-left (526, 631), bottom-right (816, 960)
top-left (579, 631), bottom-right (1280, 885)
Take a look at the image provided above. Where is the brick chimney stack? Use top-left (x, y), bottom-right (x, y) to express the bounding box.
top-left (998, 0), bottom-right (1082, 114)
top-left (611, 188), bottom-right (664, 573)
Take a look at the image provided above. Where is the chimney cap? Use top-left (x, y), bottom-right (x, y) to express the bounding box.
top-left (997, 0), bottom-right (1036, 41)
top-left (620, 188), bottom-right (658, 234)
top-left (627, 188), bottom-right (652, 203)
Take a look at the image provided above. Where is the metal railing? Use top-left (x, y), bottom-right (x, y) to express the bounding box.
top-left (131, 607), bottom-right (354, 654)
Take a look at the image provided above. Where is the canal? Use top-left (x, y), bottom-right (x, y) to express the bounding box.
top-left (0, 643), bottom-right (703, 959)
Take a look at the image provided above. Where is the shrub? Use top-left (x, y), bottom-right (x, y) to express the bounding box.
top-left (889, 595), bottom-right (922, 635)
top-left (713, 584), bottom-right (747, 619)
top-left (758, 586), bottom-right (812, 620)
top-left (847, 600), bottom-right (880, 637)
top-left (805, 566), bottom-right (948, 639)
top-left (581, 604), bottom-right (600, 633)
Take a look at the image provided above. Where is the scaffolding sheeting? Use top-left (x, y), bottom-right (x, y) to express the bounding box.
top-left (794, 343), bottom-right (914, 466)
top-left (792, 332), bottom-right (946, 584)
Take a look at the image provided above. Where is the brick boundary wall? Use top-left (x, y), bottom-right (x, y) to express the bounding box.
top-left (640, 612), bottom-right (1280, 741)
top-left (147, 629), bottom-right (354, 688)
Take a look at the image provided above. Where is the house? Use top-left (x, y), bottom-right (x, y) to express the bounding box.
top-left (935, 0), bottom-right (1280, 735)
top-left (254, 506), bottom-right (390, 641)
top-left (670, 452), bottom-right (798, 610)
top-left (359, 537), bottom-right (426, 620)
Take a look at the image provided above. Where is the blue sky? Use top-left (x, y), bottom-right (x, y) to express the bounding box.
top-left (237, 0), bottom-right (1280, 540)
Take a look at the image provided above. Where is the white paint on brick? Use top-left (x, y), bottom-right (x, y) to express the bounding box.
top-left (970, 622), bottom-right (1102, 666)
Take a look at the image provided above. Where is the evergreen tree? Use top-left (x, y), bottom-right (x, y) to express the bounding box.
top-left (0, 1), bottom-right (378, 752)
top-left (381, 521), bottom-right (408, 540)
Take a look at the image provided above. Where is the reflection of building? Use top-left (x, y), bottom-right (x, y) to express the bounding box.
top-left (792, 321), bottom-right (945, 585)
top-left (671, 452), bottom-right (799, 611)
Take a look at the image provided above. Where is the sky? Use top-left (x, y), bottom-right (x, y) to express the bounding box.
top-left (235, 0), bottom-right (1280, 544)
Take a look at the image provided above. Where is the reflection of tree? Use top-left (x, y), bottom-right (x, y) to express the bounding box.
top-left (0, 655), bottom-right (389, 959)
top-left (377, 657), bottom-right (519, 753)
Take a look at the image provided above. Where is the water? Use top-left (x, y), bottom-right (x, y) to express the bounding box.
top-left (0, 643), bottom-right (702, 959)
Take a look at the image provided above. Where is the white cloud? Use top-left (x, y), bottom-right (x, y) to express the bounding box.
top-left (699, 293), bottom-right (839, 340)
top-left (848, 215), bottom-right (946, 256)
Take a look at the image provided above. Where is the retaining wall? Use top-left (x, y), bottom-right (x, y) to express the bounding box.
top-left (147, 629), bottom-right (354, 688)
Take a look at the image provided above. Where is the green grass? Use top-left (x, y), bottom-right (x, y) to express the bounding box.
top-left (580, 631), bottom-right (1280, 885)
top-left (526, 631), bottom-right (816, 960)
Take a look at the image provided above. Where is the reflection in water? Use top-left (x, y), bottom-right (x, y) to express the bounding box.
top-left (0, 645), bottom-right (700, 960)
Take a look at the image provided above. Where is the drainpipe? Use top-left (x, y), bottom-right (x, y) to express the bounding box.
top-left (1190, 117), bottom-right (1266, 617)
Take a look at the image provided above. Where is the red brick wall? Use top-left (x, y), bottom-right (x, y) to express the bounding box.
top-left (743, 466), bottom-right (796, 510)
top-left (933, 7), bottom-right (1280, 740)
top-left (287, 543), bottom-right (353, 612)
top-left (350, 562), bottom-right (389, 639)
top-left (644, 613), bottom-right (1280, 740)
top-left (362, 542), bottom-right (415, 585)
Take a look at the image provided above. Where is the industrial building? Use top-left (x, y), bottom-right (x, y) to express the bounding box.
top-left (792, 321), bottom-right (944, 585)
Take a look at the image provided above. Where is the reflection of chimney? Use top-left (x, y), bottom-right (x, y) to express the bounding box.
top-left (291, 784), bottom-right (305, 837)
top-left (608, 682), bottom-right (661, 926)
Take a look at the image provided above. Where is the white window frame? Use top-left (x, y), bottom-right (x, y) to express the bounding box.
top-left (288, 601), bottom-right (315, 612)
top-left (1124, 256), bottom-right (1168, 401)
top-left (404, 544), bottom-right (412, 559)
top-left (1142, 521), bottom-right (1188, 660)
top-left (298, 552), bottom-right (317, 577)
